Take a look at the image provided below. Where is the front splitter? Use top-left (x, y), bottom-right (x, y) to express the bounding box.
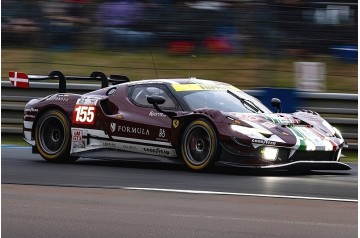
top-left (218, 161), bottom-right (351, 170)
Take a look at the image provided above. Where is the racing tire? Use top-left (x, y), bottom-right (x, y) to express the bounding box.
top-left (181, 119), bottom-right (220, 171)
top-left (35, 110), bottom-right (78, 163)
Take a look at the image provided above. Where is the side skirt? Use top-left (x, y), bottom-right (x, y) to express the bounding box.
top-left (72, 148), bottom-right (181, 164)
top-left (70, 128), bottom-right (177, 158)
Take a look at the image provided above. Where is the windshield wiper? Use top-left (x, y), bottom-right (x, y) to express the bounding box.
top-left (227, 90), bottom-right (264, 113)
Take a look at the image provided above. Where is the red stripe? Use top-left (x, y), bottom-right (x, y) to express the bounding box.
top-left (16, 81), bottom-right (30, 88)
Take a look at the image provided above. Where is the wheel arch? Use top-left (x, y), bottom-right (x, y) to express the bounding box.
top-left (176, 114), bottom-right (222, 171)
top-left (174, 114), bottom-right (220, 150)
top-left (31, 105), bottom-right (71, 140)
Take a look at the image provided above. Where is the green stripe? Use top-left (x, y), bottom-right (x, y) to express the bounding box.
top-left (298, 139), bottom-right (306, 151)
top-left (289, 127), bottom-right (303, 138)
top-left (288, 127), bottom-right (306, 151)
top-left (262, 115), bottom-right (275, 123)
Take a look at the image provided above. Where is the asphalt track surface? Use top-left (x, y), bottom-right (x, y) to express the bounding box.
top-left (2, 146), bottom-right (358, 238)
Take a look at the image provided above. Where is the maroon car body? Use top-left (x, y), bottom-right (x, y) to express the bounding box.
top-left (10, 71), bottom-right (350, 171)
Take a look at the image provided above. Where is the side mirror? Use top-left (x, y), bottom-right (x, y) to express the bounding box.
top-left (147, 95), bottom-right (165, 105)
top-left (147, 95), bottom-right (176, 118)
top-left (271, 98), bottom-right (282, 113)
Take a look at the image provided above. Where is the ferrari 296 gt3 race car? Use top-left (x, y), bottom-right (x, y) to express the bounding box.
top-left (9, 70), bottom-right (350, 171)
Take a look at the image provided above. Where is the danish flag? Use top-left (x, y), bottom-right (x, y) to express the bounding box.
top-left (9, 71), bottom-right (29, 88)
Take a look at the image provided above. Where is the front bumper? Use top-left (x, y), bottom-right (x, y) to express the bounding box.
top-left (220, 141), bottom-right (349, 170)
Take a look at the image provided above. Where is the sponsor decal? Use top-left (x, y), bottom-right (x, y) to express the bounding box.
top-left (72, 105), bottom-right (96, 125)
top-left (122, 144), bottom-right (138, 151)
top-left (172, 119), bottom-right (179, 128)
top-left (110, 122), bottom-right (116, 133)
top-left (117, 125), bottom-right (150, 135)
top-left (47, 94), bottom-right (69, 102)
top-left (251, 139), bottom-right (276, 145)
top-left (242, 115), bottom-right (259, 121)
top-left (24, 108), bottom-right (38, 113)
top-left (77, 97), bottom-right (99, 105)
top-left (115, 114), bottom-right (123, 119)
top-left (159, 128), bottom-right (166, 138)
top-left (102, 142), bottom-right (116, 147)
top-left (72, 129), bottom-right (83, 142)
top-left (149, 111), bottom-right (166, 117)
top-left (144, 147), bottom-right (170, 156)
top-left (262, 121), bottom-right (276, 128)
top-left (24, 115), bottom-right (35, 119)
top-left (172, 84), bottom-right (239, 92)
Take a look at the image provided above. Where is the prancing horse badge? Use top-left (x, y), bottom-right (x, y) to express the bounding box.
top-left (172, 119), bottom-right (179, 128)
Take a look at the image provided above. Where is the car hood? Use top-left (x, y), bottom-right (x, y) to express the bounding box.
top-left (225, 111), bottom-right (344, 149)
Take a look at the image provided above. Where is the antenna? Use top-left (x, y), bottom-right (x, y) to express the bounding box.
top-left (189, 54), bottom-right (196, 78)
top-left (150, 50), bottom-right (158, 79)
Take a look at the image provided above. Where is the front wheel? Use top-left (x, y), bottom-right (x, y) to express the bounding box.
top-left (181, 119), bottom-right (220, 171)
top-left (35, 110), bottom-right (77, 163)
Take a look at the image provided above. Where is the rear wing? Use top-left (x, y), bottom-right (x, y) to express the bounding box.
top-left (8, 71), bottom-right (130, 93)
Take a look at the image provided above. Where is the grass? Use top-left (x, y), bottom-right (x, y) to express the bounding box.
top-left (1, 48), bottom-right (357, 93)
top-left (343, 151), bottom-right (358, 163)
top-left (1, 135), bottom-right (28, 146)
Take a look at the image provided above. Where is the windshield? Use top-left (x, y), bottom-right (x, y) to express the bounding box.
top-left (180, 90), bottom-right (272, 113)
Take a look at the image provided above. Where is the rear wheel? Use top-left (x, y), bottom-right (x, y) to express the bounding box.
top-left (181, 119), bottom-right (220, 171)
top-left (35, 110), bottom-right (77, 163)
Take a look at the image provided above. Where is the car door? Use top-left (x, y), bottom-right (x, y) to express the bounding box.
top-left (108, 83), bottom-right (180, 157)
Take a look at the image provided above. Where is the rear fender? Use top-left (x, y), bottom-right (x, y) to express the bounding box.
top-left (28, 94), bottom-right (81, 140)
top-left (30, 105), bottom-right (71, 140)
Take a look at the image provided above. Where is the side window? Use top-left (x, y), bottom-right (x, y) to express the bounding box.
top-left (130, 85), bottom-right (177, 109)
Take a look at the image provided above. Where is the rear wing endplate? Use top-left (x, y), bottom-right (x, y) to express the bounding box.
top-left (8, 71), bottom-right (130, 93)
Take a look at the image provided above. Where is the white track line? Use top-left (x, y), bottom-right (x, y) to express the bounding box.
top-left (121, 186), bottom-right (357, 203)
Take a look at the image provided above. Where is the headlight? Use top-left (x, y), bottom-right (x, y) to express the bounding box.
top-left (231, 125), bottom-right (273, 138)
top-left (261, 147), bottom-right (278, 161)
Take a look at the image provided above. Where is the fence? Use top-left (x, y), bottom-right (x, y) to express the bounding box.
top-left (2, 81), bottom-right (357, 150)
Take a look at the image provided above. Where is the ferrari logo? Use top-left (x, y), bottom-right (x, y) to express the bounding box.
top-left (172, 119), bottom-right (179, 128)
top-left (110, 122), bottom-right (116, 133)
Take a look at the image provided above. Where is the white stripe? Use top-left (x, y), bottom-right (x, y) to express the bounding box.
top-left (9, 77), bottom-right (28, 86)
top-left (81, 128), bottom-right (107, 137)
top-left (120, 187), bottom-right (357, 203)
top-left (9, 77), bottom-right (28, 83)
top-left (112, 136), bottom-right (172, 146)
top-left (78, 128), bottom-right (172, 147)
top-left (332, 47), bottom-right (357, 51)
top-left (24, 121), bottom-right (33, 129)
top-left (24, 131), bottom-right (32, 141)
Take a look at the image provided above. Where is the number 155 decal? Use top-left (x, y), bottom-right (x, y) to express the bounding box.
top-left (72, 105), bottom-right (96, 125)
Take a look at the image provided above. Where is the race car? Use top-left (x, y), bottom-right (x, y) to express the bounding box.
top-left (9, 70), bottom-right (350, 171)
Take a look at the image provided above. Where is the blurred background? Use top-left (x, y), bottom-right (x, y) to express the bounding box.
top-left (1, 0), bottom-right (358, 92)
